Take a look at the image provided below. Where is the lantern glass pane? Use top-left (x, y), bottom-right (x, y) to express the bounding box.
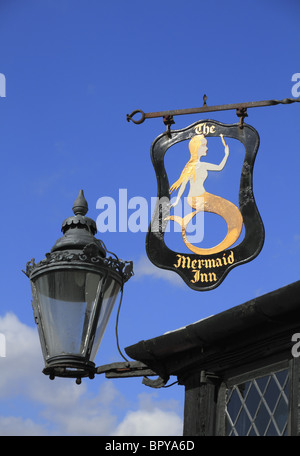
top-left (90, 276), bottom-right (120, 361)
top-left (34, 270), bottom-right (104, 358)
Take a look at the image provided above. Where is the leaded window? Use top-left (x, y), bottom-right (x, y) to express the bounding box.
top-left (225, 367), bottom-right (289, 436)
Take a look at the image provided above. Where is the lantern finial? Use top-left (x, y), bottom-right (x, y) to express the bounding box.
top-left (72, 189), bottom-right (88, 216)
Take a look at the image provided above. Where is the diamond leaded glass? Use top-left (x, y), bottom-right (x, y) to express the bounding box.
top-left (225, 368), bottom-right (289, 436)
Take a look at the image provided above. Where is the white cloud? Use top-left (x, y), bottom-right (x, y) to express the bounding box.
top-left (0, 312), bottom-right (43, 398)
top-left (0, 416), bottom-right (47, 436)
top-left (0, 313), bottom-right (183, 436)
top-left (39, 381), bottom-right (123, 436)
top-left (132, 255), bottom-right (184, 287)
top-left (112, 393), bottom-right (183, 436)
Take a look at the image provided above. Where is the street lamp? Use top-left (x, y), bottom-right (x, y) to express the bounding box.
top-left (25, 190), bottom-right (133, 384)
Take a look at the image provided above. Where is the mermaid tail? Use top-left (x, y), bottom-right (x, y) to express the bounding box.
top-left (167, 192), bottom-right (243, 255)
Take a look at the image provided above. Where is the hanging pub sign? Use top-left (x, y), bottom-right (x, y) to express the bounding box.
top-left (145, 119), bottom-right (265, 291)
top-left (127, 97), bottom-right (300, 291)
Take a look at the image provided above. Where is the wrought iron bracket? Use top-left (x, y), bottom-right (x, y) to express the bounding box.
top-left (96, 361), bottom-right (170, 388)
top-left (127, 96), bottom-right (300, 131)
top-left (163, 114), bottom-right (175, 138)
top-left (236, 106), bottom-right (248, 129)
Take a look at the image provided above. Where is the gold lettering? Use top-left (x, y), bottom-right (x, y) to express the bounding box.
top-left (191, 259), bottom-right (197, 269)
top-left (204, 258), bottom-right (216, 269)
top-left (174, 251), bottom-right (235, 284)
top-left (216, 258), bottom-right (223, 267)
top-left (194, 123), bottom-right (216, 136)
top-left (195, 124), bottom-right (203, 135)
top-left (208, 272), bottom-right (217, 282)
top-left (191, 270), bottom-right (200, 283)
top-left (227, 250), bottom-right (234, 264)
top-left (174, 254), bottom-right (182, 269)
top-left (191, 271), bottom-right (217, 283)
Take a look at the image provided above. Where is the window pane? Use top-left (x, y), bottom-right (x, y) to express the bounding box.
top-left (234, 407), bottom-right (251, 435)
top-left (245, 383), bottom-right (260, 417)
top-left (225, 368), bottom-right (289, 436)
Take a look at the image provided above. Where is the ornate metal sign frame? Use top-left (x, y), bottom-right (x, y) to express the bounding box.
top-left (146, 119), bottom-right (264, 291)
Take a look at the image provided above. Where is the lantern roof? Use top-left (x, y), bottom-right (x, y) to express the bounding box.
top-left (51, 189), bottom-right (105, 256)
top-left (25, 190), bottom-right (133, 284)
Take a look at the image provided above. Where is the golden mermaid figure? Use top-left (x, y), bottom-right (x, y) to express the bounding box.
top-left (168, 134), bottom-right (243, 255)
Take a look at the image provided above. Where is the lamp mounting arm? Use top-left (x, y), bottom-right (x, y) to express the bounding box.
top-left (96, 361), bottom-right (170, 388)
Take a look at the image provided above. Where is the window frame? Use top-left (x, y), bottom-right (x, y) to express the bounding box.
top-left (215, 358), bottom-right (300, 436)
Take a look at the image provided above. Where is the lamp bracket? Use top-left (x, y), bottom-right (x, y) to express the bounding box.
top-left (96, 361), bottom-right (170, 388)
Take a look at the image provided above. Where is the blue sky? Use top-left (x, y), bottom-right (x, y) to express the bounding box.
top-left (0, 0), bottom-right (300, 436)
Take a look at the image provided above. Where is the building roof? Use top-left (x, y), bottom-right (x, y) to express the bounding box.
top-left (125, 280), bottom-right (300, 382)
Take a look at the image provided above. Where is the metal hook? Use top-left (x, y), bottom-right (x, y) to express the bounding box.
top-left (163, 115), bottom-right (175, 138)
top-left (236, 106), bottom-right (248, 129)
top-left (126, 109), bottom-right (146, 124)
